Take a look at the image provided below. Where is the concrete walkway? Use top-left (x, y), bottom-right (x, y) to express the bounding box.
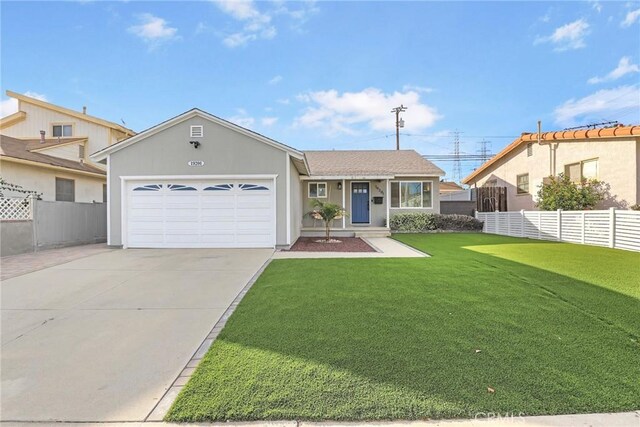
top-left (273, 237), bottom-right (428, 259)
top-left (1, 243), bottom-right (113, 280)
top-left (0, 410), bottom-right (637, 426)
top-left (1, 248), bottom-right (273, 422)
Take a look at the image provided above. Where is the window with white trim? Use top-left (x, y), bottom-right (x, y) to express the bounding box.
top-left (527, 143), bottom-right (533, 157)
top-left (190, 125), bottom-right (203, 138)
top-left (308, 182), bottom-right (327, 198)
top-left (516, 174), bottom-right (529, 194)
top-left (390, 181), bottom-right (432, 208)
top-left (52, 124), bottom-right (73, 137)
top-left (564, 158), bottom-right (598, 182)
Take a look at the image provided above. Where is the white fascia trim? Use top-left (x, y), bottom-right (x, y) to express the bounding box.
top-left (394, 173), bottom-right (445, 177)
top-left (91, 109), bottom-right (304, 162)
top-left (285, 153), bottom-right (291, 245)
top-left (119, 174), bottom-right (278, 181)
top-left (106, 155), bottom-right (111, 246)
top-left (300, 175), bottom-right (394, 181)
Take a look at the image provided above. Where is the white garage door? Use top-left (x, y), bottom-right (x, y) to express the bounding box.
top-left (125, 179), bottom-right (275, 248)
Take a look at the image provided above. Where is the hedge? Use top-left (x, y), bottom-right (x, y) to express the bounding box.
top-left (389, 212), bottom-right (483, 232)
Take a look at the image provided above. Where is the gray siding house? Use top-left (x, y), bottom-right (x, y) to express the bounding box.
top-left (91, 109), bottom-right (444, 249)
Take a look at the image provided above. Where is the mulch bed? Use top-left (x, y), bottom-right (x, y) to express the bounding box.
top-left (288, 237), bottom-right (377, 252)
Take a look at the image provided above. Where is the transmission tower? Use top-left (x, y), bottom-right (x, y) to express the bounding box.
top-left (451, 130), bottom-right (462, 183)
top-left (477, 139), bottom-right (491, 167)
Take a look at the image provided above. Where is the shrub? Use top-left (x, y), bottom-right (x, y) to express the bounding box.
top-left (631, 204), bottom-right (640, 211)
top-left (389, 212), bottom-right (483, 232)
top-left (536, 173), bottom-right (606, 211)
top-left (434, 214), bottom-right (484, 231)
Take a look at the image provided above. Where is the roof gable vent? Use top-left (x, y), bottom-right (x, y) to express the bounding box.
top-left (190, 125), bottom-right (203, 138)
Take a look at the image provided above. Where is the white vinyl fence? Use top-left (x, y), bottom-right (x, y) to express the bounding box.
top-left (476, 208), bottom-right (640, 252)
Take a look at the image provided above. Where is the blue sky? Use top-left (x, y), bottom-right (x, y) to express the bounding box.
top-left (2, 0), bottom-right (639, 180)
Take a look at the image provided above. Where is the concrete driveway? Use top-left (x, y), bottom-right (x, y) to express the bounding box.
top-left (1, 248), bottom-right (273, 422)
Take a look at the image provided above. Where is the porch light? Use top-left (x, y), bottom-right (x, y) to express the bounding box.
top-left (337, 182), bottom-right (342, 190)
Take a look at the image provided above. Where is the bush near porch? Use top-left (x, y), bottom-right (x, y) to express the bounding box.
top-left (390, 212), bottom-right (483, 232)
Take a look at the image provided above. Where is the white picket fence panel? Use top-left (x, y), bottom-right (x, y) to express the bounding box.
top-left (476, 209), bottom-right (640, 252)
top-left (0, 197), bottom-right (33, 221)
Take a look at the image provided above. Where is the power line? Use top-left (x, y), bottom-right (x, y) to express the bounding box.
top-left (452, 130), bottom-right (462, 184)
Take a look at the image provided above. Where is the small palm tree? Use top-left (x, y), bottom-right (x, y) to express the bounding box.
top-left (308, 199), bottom-right (348, 242)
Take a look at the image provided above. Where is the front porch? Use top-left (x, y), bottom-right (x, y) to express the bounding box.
top-left (300, 226), bottom-right (391, 238)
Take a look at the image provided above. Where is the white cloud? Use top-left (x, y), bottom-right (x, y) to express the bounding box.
top-left (213, 0), bottom-right (316, 47)
top-left (554, 85), bottom-right (640, 126)
top-left (228, 115), bottom-right (255, 128)
top-left (268, 75), bottom-right (283, 85)
top-left (590, 1), bottom-right (602, 13)
top-left (402, 84), bottom-right (433, 94)
top-left (0, 91), bottom-right (47, 118)
top-left (261, 116), bottom-right (278, 126)
top-left (621, 8), bottom-right (640, 27)
top-left (588, 56), bottom-right (640, 84)
top-left (128, 13), bottom-right (178, 48)
top-left (0, 98), bottom-right (18, 118)
top-left (228, 108), bottom-right (255, 128)
top-left (214, 0), bottom-right (276, 48)
top-left (277, 98), bottom-right (290, 105)
top-left (295, 87), bottom-right (441, 136)
top-left (535, 19), bottom-right (590, 51)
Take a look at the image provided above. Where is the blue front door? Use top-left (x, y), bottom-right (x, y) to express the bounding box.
top-left (351, 182), bottom-right (370, 224)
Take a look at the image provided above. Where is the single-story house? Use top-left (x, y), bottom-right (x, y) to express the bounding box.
top-left (91, 108), bottom-right (444, 249)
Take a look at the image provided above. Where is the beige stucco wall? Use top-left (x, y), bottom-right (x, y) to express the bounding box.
top-left (107, 116), bottom-right (291, 247)
top-left (3, 102), bottom-right (117, 169)
top-left (301, 177), bottom-right (440, 228)
top-left (0, 160), bottom-right (105, 202)
top-left (469, 138), bottom-right (639, 210)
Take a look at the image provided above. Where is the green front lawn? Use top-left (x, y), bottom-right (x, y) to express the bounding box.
top-left (167, 233), bottom-right (640, 421)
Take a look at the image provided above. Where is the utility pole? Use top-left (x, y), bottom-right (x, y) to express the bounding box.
top-left (452, 130), bottom-right (462, 183)
top-left (391, 105), bottom-right (407, 150)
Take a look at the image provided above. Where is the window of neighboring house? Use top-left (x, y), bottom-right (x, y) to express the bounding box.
top-left (308, 182), bottom-right (327, 198)
top-left (390, 181), bottom-right (433, 208)
top-left (516, 174), bottom-right (529, 194)
top-left (564, 162), bottom-right (581, 182)
top-left (564, 159), bottom-right (598, 182)
top-left (190, 125), bottom-right (203, 138)
top-left (527, 143), bottom-right (533, 157)
top-left (581, 159), bottom-right (598, 180)
top-left (103, 184), bottom-right (107, 203)
top-left (52, 124), bottom-right (73, 137)
top-left (55, 178), bottom-right (75, 202)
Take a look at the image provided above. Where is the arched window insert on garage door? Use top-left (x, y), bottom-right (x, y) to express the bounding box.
top-left (132, 184), bottom-right (162, 191)
top-left (239, 183), bottom-right (269, 191)
top-left (168, 184), bottom-right (197, 191)
top-left (204, 184), bottom-right (233, 191)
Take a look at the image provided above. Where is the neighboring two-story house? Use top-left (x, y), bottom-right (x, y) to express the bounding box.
top-left (463, 124), bottom-right (640, 210)
top-left (0, 91), bottom-right (135, 202)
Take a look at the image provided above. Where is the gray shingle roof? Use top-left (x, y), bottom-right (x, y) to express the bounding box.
top-left (303, 150), bottom-right (444, 177)
top-left (1, 135), bottom-right (105, 175)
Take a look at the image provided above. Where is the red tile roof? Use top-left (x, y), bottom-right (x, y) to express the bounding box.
top-left (463, 125), bottom-right (640, 184)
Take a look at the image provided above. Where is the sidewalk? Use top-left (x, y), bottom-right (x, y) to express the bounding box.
top-left (0, 410), bottom-right (637, 426)
top-left (0, 243), bottom-right (113, 280)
